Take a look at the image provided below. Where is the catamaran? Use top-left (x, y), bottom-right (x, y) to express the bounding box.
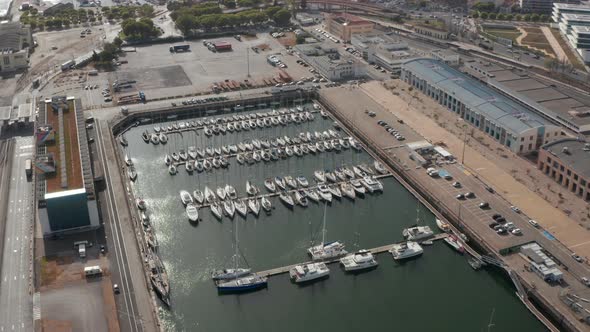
top-left (403, 206), bottom-right (434, 241)
top-left (289, 262), bottom-right (330, 284)
top-left (390, 241), bottom-right (423, 260)
top-left (308, 203), bottom-right (347, 260)
top-left (340, 249), bottom-right (378, 272)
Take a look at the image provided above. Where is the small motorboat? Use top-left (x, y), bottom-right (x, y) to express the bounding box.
top-left (274, 176), bottom-right (286, 191)
top-left (294, 190), bottom-right (309, 207)
top-left (264, 178), bottom-right (276, 192)
top-left (168, 164), bottom-right (177, 175)
top-left (195, 160), bottom-right (204, 172)
top-left (125, 154), bottom-right (133, 166)
top-left (136, 198), bottom-right (147, 210)
top-left (204, 186), bottom-right (216, 203)
top-left (296, 176), bottom-right (309, 187)
top-left (150, 134), bottom-right (160, 145)
top-left (186, 204), bottom-right (199, 222)
top-left (180, 190), bottom-right (193, 206)
top-left (317, 184), bottom-right (332, 203)
top-left (159, 133), bottom-right (168, 144)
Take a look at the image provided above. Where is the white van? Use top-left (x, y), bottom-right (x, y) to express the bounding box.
top-left (84, 266), bottom-right (102, 277)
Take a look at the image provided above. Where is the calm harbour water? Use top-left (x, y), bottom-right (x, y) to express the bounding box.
top-left (123, 105), bottom-right (545, 332)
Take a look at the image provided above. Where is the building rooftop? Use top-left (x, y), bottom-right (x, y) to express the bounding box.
top-left (403, 58), bottom-right (552, 136)
top-left (0, 22), bottom-right (30, 51)
top-left (542, 138), bottom-right (590, 179)
top-left (329, 13), bottom-right (372, 26)
top-left (314, 55), bottom-right (358, 69)
top-left (573, 25), bottom-right (590, 33)
top-left (554, 3), bottom-right (590, 10)
top-left (0, 106), bottom-right (10, 121)
top-left (43, 97), bottom-right (84, 194)
top-left (561, 13), bottom-right (590, 21)
top-left (462, 60), bottom-right (590, 133)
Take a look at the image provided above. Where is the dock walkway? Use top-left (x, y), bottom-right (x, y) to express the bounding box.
top-left (194, 174), bottom-right (393, 209)
top-left (256, 233), bottom-right (449, 278)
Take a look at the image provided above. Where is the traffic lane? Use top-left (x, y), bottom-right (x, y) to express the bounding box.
top-left (0, 137), bottom-right (33, 332)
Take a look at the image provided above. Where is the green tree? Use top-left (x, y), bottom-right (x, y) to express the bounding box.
top-left (540, 14), bottom-right (548, 22)
top-left (531, 13), bottom-right (539, 21)
top-left (497, 13), bottom-right (505, 20)
top-left (272, 8), bottom-right (290, 26)
top-left (515, 14), bottom-right (522, 21)
top-left (138, 4), bottom-right (154, 17)
top-left (480, 12), bottom-right (488, 19)
top-left (113, 36), bottom-right (123, 47)
top-left (176, 14), bottom-right (195, 34)
top-left (488, 13), bottom-right (497, 19)
top-left (471, 12), bottom-right (479, 19)
top-left (506, 14), bottom-right (513, 20)
top-left (472, 2), bottom-right (495, 12)
top-left (296, 35), bottom-right (305, 44)
top-left (523, 14), bottom-right (531, 21)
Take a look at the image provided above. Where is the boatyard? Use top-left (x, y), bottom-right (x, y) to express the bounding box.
top-left (107, 93), bottom-right (546, 332)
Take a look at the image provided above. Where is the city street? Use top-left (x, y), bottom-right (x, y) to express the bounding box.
top-left (0, 136), bottom-right (34, 332)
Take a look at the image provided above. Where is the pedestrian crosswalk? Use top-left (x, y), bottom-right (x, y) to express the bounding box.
top-left (32, 293), bottom-right (41, 321)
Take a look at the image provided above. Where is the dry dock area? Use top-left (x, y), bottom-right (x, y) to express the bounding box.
top-left (257, 233), bottom-right (449, 277)
top-left (318, 87), bottom-right (583, 332)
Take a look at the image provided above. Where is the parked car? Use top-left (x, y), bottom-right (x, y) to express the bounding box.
top-left (452, 182), bottom-right (461, 188)
top-left (479, 202), bottom-right (489, 209)
top-left (511, 206), bottom-right (521, 213)
top-left (456, 194), bottom-right (465, 200)
top-left (492, 213), bottom-right (502, 220)
top-left (572, 253), bottom-right (584, 263)
top-left (465, 192), bottom-right (475, 198)
top-left (528, 220), bottom-right (539, 228)
top-left (113, 284), bottom-right (120, 294)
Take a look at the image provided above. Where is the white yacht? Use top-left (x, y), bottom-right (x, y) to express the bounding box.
top-left (246, 181), bottom-right (259, 196)
top-left (216, 187), bottom-right (227, 201)
top-left (317, 184), bottom-right (333, 203)
top-left (274, 176), bottom-right (286, 190)
top-left (284, 176), bottom-right (298, 189)
top-left (305, 189), bottom-right (320, 203)
top-left (248, 198), bottom-right (260, 216)
top-left (374, 161), bottom-right (388, 174)
top-left (289, 262), bottom-right (330, 284)
top-left (225, 185), bottom-right (238, 200)
top-left (340, 250), bottom-right (378, 272)
top-left (389, 241), bottom-right (423, 260)
top-left (223, 200), bottom-right (236, 218)
top-left (296, 176), bottom-right (309, 187)
top-left (350, 179), bottom-right (366, 196)
top-left (210, 202), bottom-right (223, 220)
top-left (340, 182), bottom-right (356, 200)
top-left (279, 192), bottom-right (294, 208)
top-left (235, 199), bottom-right (248, 217)
top-left (264, 178), bottom-right (276, 192)
top-left (261, 196), bottom-right (272, 213)
top-left (180, 190), bottom-right (193, 206)
top-left (193, 190), bottom-right (205, 205)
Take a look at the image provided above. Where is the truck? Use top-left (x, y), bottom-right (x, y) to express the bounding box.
top-left (117, 91), bottom-right (146, 105)
top-left (61, 60), bottom-right (76, 71)
top-left (84, 266), bottom-right (102, 277)
top-left (78, 244), bottom-right (86, 258)
top-left (25, 158), bottom-right (32, 178)
top-left (169, 44), bottom-right (190, 53)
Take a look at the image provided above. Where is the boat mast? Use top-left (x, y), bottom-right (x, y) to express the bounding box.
top-left (486, 308), bottom-right (495, 332)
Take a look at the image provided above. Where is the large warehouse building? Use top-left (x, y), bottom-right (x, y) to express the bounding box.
top-left (36, 96), bottom-right (99, 236)
top-left (538, 138), bottom-right (590, 201)
top-left (401, 59), bottom-right (562, 154)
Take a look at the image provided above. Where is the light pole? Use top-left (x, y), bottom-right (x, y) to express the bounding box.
top-left (459, 118), bottom-right (468, 164)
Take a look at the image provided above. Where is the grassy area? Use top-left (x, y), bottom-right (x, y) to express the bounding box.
top-left (407, 19), bottom-right (446, 31)
top-left (521, 27), bottom-right (555, 56)
top-left (549, 28), bottom-right (588, 71)
top-left (484, 28), bottom-right (521, 41)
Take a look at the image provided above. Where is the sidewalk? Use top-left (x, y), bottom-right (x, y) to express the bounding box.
top-left (541, 26), bottom-right (568, 62)
top-left (360, 81), bottom-right (590, 258)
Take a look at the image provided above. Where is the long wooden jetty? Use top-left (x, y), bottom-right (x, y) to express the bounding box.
top-left (256, 233), bottom-right (449, 277)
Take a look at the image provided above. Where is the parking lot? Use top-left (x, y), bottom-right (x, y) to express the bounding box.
top-left (107, 34), bottom-right (287, 99)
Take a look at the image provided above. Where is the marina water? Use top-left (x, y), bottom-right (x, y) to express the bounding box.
top-left (123, 105), bottom-right (545, 331)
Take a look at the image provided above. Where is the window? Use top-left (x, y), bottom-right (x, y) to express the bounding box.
top-left (530, 136), bottom-right (533, 140)
top-left (521, 137), bottom-right (524, 142)
top-left (581, 179), bottom-right (587, 186)
top-left (2, 57), bottom-right (8, 65)
top-left (528, 143), bottom-right (532, 150)
top-left (547, 157), bottom-right (551, 163)
top-left (567, 170), bottom-right (571, 176)
top-left (574, 174), bottom-right (578, 181)
top-left (560, 165), bottom-right (564, 171)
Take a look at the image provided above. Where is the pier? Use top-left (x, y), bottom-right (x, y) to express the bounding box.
top-left (255, 233), bottom-right (449, 277)
top-left (191, 173), bottom-right (393, 210)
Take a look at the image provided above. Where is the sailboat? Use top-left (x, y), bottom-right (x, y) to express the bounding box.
top-left (215, 219), bottom-right (267, 292)
top-left (308, 203), bottom-right (347, 260)
top-left (261, 196), bottom-right (272, 213)
top-left (246, 180), bottom-right (259, 196)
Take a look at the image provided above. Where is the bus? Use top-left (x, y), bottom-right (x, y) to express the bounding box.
top-left (61, 60), bottom-right (76, 71)
top-left (25, 158), bottom-right (32, 178)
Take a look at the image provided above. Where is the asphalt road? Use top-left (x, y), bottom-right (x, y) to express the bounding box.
top-left (0, 136), bottom-right (34, 331)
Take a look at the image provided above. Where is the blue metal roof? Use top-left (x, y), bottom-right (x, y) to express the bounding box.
top-left (403, 58), bottom-right (552, 136)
